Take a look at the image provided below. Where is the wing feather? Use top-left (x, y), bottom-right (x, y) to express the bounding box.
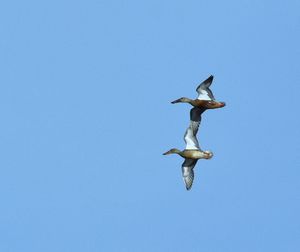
top-left (184, 125), bottom-right (200, 150)
top-left (184, 107), bottom-right (206, 150)
top-left (182, 159), bottom-right (197, 190)
top-left (196, 75), bottom-right (215, 101)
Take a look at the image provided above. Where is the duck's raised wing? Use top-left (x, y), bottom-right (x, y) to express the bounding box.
top-left (184, 122), bottom-right (202, 150)
top-left (184, 107), bottom-right (206, 150)
top-left (182, 158), bottom-right (197, 190)
top-left (196, 75), bottom-right (215, 101)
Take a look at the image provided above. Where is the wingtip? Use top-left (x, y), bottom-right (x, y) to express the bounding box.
top-left (206, 75), bottom-right (214, 82)
top-left (186, 186), bottom-right (192, 191)
top-left (196, 75), bottom-right (214, 91)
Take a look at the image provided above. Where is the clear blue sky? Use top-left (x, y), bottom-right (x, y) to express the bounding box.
top-left (0, 0), bottom-right (299, 251)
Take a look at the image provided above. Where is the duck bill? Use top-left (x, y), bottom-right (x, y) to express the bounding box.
top-left (163, 150), bottom-right (171, 155)
top-left (171, 98), bottom-right (181, 104)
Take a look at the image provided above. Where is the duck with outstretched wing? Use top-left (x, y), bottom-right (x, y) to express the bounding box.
top-left (171, 75), bottom-right (226, 110)
top-left (163, 107), bottom-right (212, 190)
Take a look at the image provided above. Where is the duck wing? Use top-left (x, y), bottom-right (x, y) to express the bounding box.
top-left (196, 75), bottom-right (215, 101)
top-left (182, 159), bottom-right (197, 190)
top-left (190, 107), bottom-right (205, 122)
top-left (184, 107), bottom-right (206, 150)
top-left (184, 124), bottom-right (200, 150)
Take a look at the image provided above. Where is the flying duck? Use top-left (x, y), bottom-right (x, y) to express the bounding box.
top-left (163, 108), bottom-right (213, 190)
top-left (171, 75), bottom-right (226, 110)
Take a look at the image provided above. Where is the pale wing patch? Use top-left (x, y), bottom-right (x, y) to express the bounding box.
top-left (184, 126), bottom-right (200, 150)
top-left (197, 90), bottom-right (213, 101)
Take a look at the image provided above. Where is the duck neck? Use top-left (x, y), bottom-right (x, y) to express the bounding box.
top-left (171, 148), bottom-right (181, 155)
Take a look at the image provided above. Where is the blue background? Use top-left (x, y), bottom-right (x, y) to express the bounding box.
top-left (0, 0), bottom-right (299, 251)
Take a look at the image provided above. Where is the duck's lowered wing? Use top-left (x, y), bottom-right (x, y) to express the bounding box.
top-left (182, 158), bottom-right (197, 190)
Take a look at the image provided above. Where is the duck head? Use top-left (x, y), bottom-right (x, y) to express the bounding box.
top-left (163, 148), bottom-right (181, 155)
top-left (171, 97), bottom-right (193, 104)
